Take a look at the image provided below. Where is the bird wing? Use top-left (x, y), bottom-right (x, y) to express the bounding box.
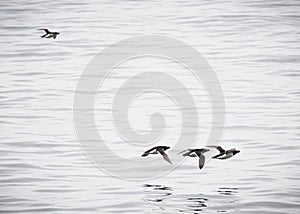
top-left (158, 148), bottom-right (172, 164)
top-left (162, 153), bottom-right (173, 164)
top-left (177, 149), bottom-right (189, 155)
top-left (177, 149), bottom-right (195, 156)
top-left (38, 28), bottom-right (50, 33)
top-left (142, 147), bottom-right (156, 157)
top-left (143, 146), bottom-right (157, 154)
top-left (207, 146), bottom-right (225, 154)
top-left (198, 154), bottom-right (205, 170)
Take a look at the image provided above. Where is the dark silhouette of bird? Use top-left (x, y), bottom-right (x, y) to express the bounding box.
top-left (142, 146), bottom-right (172, 164)
top-left (178, 148), bottom-right (210, 170)
top-left (38, 28), bottom-right (60, 39)
top-left (207, 146), bottom-right (240, 159)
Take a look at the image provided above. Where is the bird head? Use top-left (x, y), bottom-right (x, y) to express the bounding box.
top-left (230, 148), bottom-right (240, 155)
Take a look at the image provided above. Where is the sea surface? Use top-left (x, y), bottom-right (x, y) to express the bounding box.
top-left (1, 0), bottom-right (300, 213)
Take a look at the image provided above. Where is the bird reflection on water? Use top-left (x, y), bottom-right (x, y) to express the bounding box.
top-left (216, 187), bottom-right (239, 213)
top-left (218, 187), bottom-right (239, 196)
top-left (143, 184), bottom-right (239, 213)
top-left (143, 184), bottom-right (209, 213)
top-left (185, 195), bottom-right (209, 213)
top-left (143, 184), bottom-right (173, 204)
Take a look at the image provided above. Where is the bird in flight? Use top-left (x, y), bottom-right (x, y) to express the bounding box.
top-left (38, 28), bottom-right (60, 39)
top-left (207, 146), bottom-right (240, 159)
top-left (178, 148), bottom-right (210, 170)
top-left (142, 146), bottom-right (172, 164)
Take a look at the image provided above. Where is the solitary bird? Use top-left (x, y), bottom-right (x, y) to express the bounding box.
top-left (207, 146), bottom-right (240, 159)
top-left (142, 146), bottom-right (172, 164)
top-left (38, 28), bottom-right (60, 39)
top-left (178, 148), bottom-right (210, 170)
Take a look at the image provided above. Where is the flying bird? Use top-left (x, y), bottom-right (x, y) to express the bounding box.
top-left (178, 148), bottom-right (209, 170)
top-left (38, 28), bottom-right (60, 39)
top-left (142, 146), bottom-right (172, 164)
top-left (207, 146), bottom-right (240, 159)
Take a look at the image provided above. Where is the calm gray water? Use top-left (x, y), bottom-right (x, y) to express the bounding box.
top-left (1, 0), bottom-right (300, 213)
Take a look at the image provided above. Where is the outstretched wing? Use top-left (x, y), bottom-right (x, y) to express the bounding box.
top-left (207, 146), bottom-right (225, 153)
top-left (141, 146), bottom-right (158, 157)
top-left (177, 149), bottom-right (196, 157)
top-left (177, 149), bottom-right (189, 155)
top-left (158, 148), bottom-right (172, 164)
top-left (38, 28), bottom-right (50, 33)
top-left (144, 146), bottom-right (158, 154)
top-left (207, 145), bottom-right (225, 158)
top-left (198, 154), bottom-right (205, 170)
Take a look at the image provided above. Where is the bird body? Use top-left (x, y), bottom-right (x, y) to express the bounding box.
top-left (142, 146), bottom-right (172, 164)
top-left (38, 28), bottom-right (60, 39)
top-left (178, 148), bottom-right (209, 170)
top-left (207, 146), bottom-right (240, 160)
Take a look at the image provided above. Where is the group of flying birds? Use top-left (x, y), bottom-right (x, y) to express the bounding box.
top-left (142, 146), bottom-right (240, 170)
top-left (38, 29), bottom-right (240, 171)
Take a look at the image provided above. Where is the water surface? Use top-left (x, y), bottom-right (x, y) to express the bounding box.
top-left (1, 0), bottom-right (300, 213)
